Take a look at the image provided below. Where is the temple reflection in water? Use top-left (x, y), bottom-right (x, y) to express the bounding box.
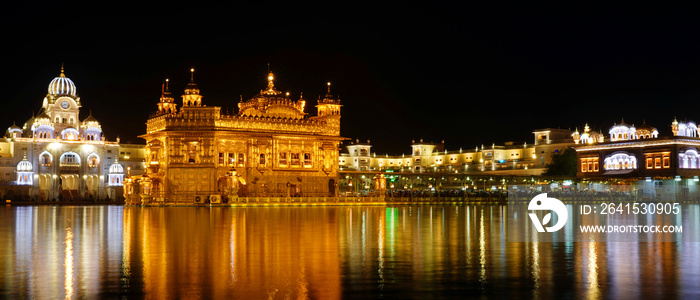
top-left (1, 205), bottom-right (699, 298)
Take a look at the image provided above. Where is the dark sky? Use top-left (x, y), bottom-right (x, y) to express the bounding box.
top-left (3, 3), bottom-right (700, 154)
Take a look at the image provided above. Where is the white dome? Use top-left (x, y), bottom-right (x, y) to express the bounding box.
top-left (48, 68), bottom-right (76, 97)
top-left (17, 159), bottom-right (32, 172)
top-left (109, 162), bottom-right (124, 174)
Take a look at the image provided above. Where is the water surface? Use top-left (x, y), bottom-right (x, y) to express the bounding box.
top-left (1, 205), bottom-right (698, 298)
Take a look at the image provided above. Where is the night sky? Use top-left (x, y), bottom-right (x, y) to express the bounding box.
top-left (3, 4), bottom-right (700, 154)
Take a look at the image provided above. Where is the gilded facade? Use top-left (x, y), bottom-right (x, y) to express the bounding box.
top-left (134, 70), bottom-right (345, 203)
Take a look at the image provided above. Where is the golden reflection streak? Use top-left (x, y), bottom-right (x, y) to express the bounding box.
top-left (122, 208), bottom-right (132, 289)
top-left (479, 208), bottom-right (486, 285)
top-left (64, 225), bottom-right (73, 300)
top-left (586, 242), bottom-right (599, 300)
top-left (378, 212), bottom-right (384, 291)
top-left (532, 226), bottom-right (540, 299)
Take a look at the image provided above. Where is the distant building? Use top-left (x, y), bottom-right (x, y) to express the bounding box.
top-left (575, 118), bottom-right (700, 179)
top-left (340, 129), bottom-right (572, 175)
top-left (1, 67), bottom-right (145, 201)
top-left (133, 70), bottom-right (345, 203)
top-left (338, 129), bottom-right (574, 193)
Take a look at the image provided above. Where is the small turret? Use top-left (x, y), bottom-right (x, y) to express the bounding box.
top-left (672, 117), bottom-right (679, 136)
top-left (158, 78), bottom-right (178, 114)
top-left (182, 68), bottom-right (202, 107)
top-left (316, 82), bottom-right (342, 117)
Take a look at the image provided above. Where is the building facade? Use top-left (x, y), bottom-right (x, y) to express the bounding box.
top-left (1, 67), bottom-right (144, 201)
top-left (575, 118), bottom-right (700, 179)
top-left (133, 70), bottom-right (345, 203)
top-left (340, 128), bottom-right (572, 175)
top-left (338, 129), bottom-right (573, 194)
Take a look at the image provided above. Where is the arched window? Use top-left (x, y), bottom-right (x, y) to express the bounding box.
top-left (40, 152), bottom-right (52, 166)
top-left (60, 152), bottom-right (80, 166)
top-left (87, 154), bottom-right (99, 168)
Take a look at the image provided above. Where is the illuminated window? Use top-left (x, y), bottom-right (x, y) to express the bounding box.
top-left (646, 158), bottom-right (653, 169)
top-left (679, 149), bottom-right (700, 169)
top-left (237, 153), bottom-right (244, 166)
top-left (580, 157), bottom-right (599, 173)
top-left (291, 153), bottom-right (300, 165)
top-left (663, 156), bottom-right (670, 168)
top-left (61, 153), bottom-right (78, 166)
top-left (228, 153), bottom-right (235, 165)
top-left (279, 153), bottom-right (288, 165)
top-left (303, 153), bottom-right (312, 166)
top-left (88, 156), bottom-right (98, 168)
top-left (655, 157), bottom-right (661, 169)
top-left (604, 152), bottom-right (636, 170)
top-left (188, 144), bottom-right (197, 163)
top-left (40, 154), bottom-right (51, 166)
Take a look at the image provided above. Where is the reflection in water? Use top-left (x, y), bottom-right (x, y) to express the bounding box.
top-left (64, 226), bottom-right (73, 299)
top-left (0, 206), bottom-right (123, 298)
top-left (585, 242), bottom-right (599, 300)
top-left (1, 205), bottom-right (700, 298)
top-left (122, 207), bottom-right (342, 299)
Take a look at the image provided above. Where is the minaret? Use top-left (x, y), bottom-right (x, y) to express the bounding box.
top-left (157, 78), bottom-right (177, 113)
top-left (182, 68), bottom-right (202, 107)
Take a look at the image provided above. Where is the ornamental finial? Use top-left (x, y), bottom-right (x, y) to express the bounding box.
top-left (267, 72), bottom-right (275, 91)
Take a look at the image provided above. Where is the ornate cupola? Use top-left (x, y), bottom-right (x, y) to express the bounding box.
top-left (316, 82), bottom-right (342, 117)
top-left (158, 78), bottom-right (177, 114)
top-left (16, 154), bottom-right (33, 185)
top-left (81, 111), bottom-right (102, 141)
top-left (237, 72), bottom-right (306, 119)
top-left (108, 157), bottom-right (124, 186)
top-left (32, 110), bottom-right (54, 139)
top-left (7, 123), bottom-right (22, 138)
top-left (182, 68), bottom-right (202, 107)
top-left (44, 66), bottom-right (81, 112)
top-left (48, 66), bottom-right (77, 98)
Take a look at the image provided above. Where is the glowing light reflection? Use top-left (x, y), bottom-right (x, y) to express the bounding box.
top-left (64, 226), bottom-right (74, 300)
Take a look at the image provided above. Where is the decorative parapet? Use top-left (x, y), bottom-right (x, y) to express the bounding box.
top-left (146, 111), bottom-right (339, 136)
